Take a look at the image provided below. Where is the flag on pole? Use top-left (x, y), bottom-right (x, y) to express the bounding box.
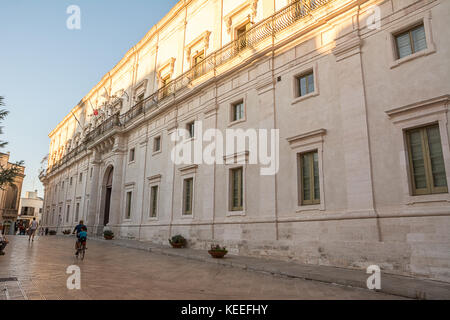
top-left (89, 100), bottom-right (99, 116)
top-left (71, 110), bottom-right (82, 127)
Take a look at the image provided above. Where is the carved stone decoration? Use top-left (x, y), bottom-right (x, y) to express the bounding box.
top-left (185, 31), bottom-right (211, 62)
top-left (250, 0), bottom-right (257, 21)
top-left (224, 0), bottom-right (258, 34)
top-left (157, 57), bottom-right (176, 82)
top-left (132, 79), bottom-right (149, 102)
top-left (226, 17), bottom-right (233, 34)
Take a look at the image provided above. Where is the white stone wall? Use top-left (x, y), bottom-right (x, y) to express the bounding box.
top-left (41, 0), bottom-right (450, 282)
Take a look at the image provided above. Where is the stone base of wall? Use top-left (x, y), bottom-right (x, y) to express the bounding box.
top-left (97, 215), bottom-right (450, 282)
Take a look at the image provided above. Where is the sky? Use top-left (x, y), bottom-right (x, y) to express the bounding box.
top-left (0, 0), bottom-right (179, 197)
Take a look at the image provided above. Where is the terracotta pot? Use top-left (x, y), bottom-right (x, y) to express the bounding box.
top-left (104, 235), bottom-right (114, 240)
top-left (208, 250), bottom-right (228, 258)
top-left (170, 242), bottom-right (185, 248)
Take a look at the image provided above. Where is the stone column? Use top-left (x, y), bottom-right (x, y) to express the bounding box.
top-left (135, 135), bottom-right (149, 238)
top-left (109, 137), bottom-right (126, 227)
top-left (256, 77), bottom-right (278, 239)
top-left (332, 30), bottom-right (375, 214)
top-left (87, 150), bottom-right (101, 235)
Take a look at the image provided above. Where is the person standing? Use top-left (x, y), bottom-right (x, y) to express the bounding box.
top-left (28, 218), bottom-right (38, 241)
top-left (0, 222), bottom-right (9, 255)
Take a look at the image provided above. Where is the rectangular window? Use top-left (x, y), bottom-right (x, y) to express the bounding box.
top-left (129, 148), bottom-right (135, 162)
top-left (70, 177), bottom-right (73, 186)
top-left (86, 200), bottom-right (90, 222)
top-left (125, 191), bottom-right (132, 219)
top-left (66, 205), bottom-right (70, 223)
top-left (183, 178), bottom-right (194, 215)
top-left (150, 185), bottom-right (158, 218)
top-left (395, 24), bottom-right (427, 59)
top-left (406, 124), bottom-right (448, 195)
top-left (154, 136), bottom-right (161, 152)
top-left (79, 173), bottom-right (83, 182)
top-left (161, 75), bottom-right (171, 97)
top-left (230, 167), bottom-right (243, 211)
top-left (136, 93), bottom-right (145, 110)
top-left (232, 101), bottom-right (244, 122)
top-left (187, 121), bottom-right (195, 138)
top-left (297, 72), bottom-right (314, 97)
top-left (75, 203), bottom-right (80, 222)
top-left (298, 151), bottom-right (320, 205)
top-left (193, 52), bottom-right (205, 78)
top-left (90, 168), bottom-right (93, 179)
top-left (237, 21), bottom-right (251, 50)
top-left (62, 181), bottom-right (64, 190)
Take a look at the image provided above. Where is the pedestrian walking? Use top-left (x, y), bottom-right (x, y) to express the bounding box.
top-left (28, 218), bottom-right (38, 241)
top-left (0, 222), bottom-right (9, 255)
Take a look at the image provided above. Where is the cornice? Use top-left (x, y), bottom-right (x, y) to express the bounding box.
top-left (385, 95), bottom-right (450, 118)
top-left (287, 129), bottom-right (327, 149)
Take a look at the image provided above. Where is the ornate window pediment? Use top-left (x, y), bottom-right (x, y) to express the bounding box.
top-left (185, 31), bottom-right (211, 63)
top-left (157, 57), bottom-right (176, 82)
top-left (224, 0), bottom-right (258, 34)
top-left (133, 79), bottom-right (148, 102)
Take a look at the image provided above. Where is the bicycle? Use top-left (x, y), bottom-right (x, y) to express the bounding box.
top-left (76, 239), bottom-right (87, 260)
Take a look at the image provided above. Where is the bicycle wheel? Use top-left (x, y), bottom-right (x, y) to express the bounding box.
top-left (80, 244), bottom-right (85, 260)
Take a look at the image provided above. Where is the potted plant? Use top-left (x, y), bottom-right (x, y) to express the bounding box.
top-left (208, 244), bottom-right (228, 258)
top-left (103, 230), bottom-right (114, 240)
top-left (48, 230), bottom-right (57, 235)
top-left (62, 229), bottom-right (71, 235)
top-left (169, 235), bottom-right (186, 248)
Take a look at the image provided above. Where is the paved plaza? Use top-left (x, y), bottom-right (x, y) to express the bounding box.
top-left (0, 235), bottom-right (403, 300)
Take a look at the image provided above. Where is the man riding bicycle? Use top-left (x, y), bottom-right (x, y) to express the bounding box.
top-left (72, 220), bottom-right (87, 256)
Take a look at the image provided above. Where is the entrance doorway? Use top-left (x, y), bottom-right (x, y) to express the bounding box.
top-left (103, 166), bottom-right (114, 226)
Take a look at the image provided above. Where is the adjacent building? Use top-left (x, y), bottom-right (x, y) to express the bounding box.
top-left (40, 0), bottom-right (450, 282)
top-left (0, 152), bottom-right (25, 235)
top-left (17, 190), bottom-right (44, 228)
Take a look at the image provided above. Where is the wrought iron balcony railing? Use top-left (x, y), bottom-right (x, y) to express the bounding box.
top-left (45, 0), bottom-right (331, 176)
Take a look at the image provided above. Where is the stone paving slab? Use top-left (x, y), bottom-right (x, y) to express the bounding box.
top-left (90, 236), bottom-right (450, 300)
top-left (2, 236), bottom-right (404, 300)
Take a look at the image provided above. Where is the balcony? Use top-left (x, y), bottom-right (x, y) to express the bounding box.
top-left (1, 208), bottom-right (19, 219)
top-left (45, 0), bottom-right (332, 176)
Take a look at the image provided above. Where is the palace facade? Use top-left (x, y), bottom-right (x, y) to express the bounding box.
top-left (40, 0), bottom-right (450, 281)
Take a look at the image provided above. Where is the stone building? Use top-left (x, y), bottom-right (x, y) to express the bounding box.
top-left (0, 152), bottom-right (25, 235)
top-left (40, 0), bottom-right (450, 281)
top-left (17, 191), bottom-right (44, 228)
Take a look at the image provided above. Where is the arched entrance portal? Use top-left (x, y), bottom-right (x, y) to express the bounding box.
top-left (102, 166), bottom-right (114, 226)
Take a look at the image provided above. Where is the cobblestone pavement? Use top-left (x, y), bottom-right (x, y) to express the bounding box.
top-left (0, 236), bottom-right (404, 300)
